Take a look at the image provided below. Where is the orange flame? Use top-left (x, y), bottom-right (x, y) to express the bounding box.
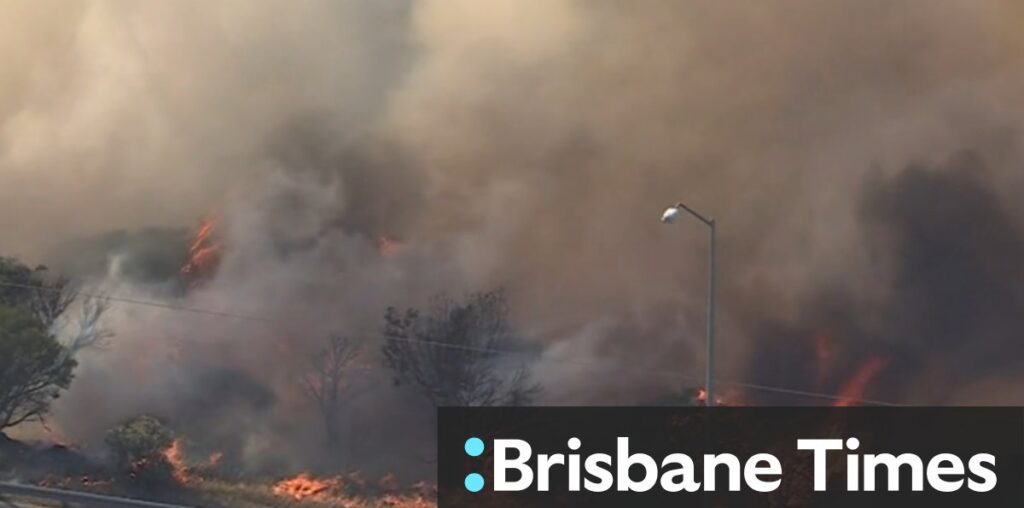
top-left (833, 357), bottom-right (889, 406)
top-left (272, 473), bottom-right (340, 501)
top-left (181, 215), bottom-right (222, 283)
top-left (379, 494), bottom-right (436, 508)
top-left (694, 387), bottom-right (727, 406)
top-left (814, 329), bottom-right (835, 384)
top-left (270, 473), bottom-right (436, 507)
top-left (207, 451), bottom-right (223, 467)
top-left (161, 439), bottom-right (192, 484)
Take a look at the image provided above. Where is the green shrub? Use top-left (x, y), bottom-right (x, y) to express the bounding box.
top-left (105, 415), bottom-right (176, 484)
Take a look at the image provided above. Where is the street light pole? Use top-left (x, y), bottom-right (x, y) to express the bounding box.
top-left (661, 202), bottom-right (716, 406)
top-left (706, 217), bottom-right (716, 407)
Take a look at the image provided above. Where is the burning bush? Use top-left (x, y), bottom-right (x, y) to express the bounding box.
top-left (104, 415), bottom-right (177, 485)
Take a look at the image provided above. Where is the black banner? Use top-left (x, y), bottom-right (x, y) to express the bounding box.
top-left (438, 407), bottom-right (1023, 507)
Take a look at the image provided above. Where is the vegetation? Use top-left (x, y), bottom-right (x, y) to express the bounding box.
top-left (300, 335), bottom-right (360, 448)
top-left (0, 257), bottom-right (74, 329)
top-left (0, 257), bottom-right (110, 433)
top-left (381, 290), bottom-right (540, 407)
top-left (105, 415), bottom-right (175, 467)
top-left (0, 306), bottom-right (77, 430)
top-left (105, 415), bottom-right (177, 484)
top-left (194, 478), bottom-right (434, 508)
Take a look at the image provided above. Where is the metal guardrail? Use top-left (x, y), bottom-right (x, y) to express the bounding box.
top-left (0, 482), bottom-right (193, 507)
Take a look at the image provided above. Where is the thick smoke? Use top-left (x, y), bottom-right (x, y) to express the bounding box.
top-left (2, 0), bottom-right (1024, 476)
top-left (746, 153), bottom-right (1024, 405)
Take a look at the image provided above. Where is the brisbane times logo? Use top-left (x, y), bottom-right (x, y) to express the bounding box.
top-left (457, 436), bottom-right (996, 494)
top-left (438, 407), bottom-right (1023, 508)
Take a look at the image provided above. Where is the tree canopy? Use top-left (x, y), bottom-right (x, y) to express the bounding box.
top-left (300, 334), bottom-right (360, 447)
top-left (382, 290), bottom-right (540, 407)
top-left (0, 306), bottom-right (76, 430)
top-left (0, 257), bottom-right (73, 329)
top-left (0, 256), bottom-right (96, 433)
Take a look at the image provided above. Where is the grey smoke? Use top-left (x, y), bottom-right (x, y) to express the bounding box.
top-left (0, 0), bottom-right (1022, 477)
top-left (746, 153), bottom-right (1024, 405)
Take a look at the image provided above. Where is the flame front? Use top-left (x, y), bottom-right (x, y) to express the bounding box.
top-left (814, 329), bottom-right (835, 384)
top-left (272, 473), bottom-right (340, 501)
top-left (181, 215), bottom-right (222, 283)
top-left (207, 451), bottom-right (223, 467)
top-left (833, 357), bottom-right (889, 406)
top-left (161, 439), bottom-right (192, 484)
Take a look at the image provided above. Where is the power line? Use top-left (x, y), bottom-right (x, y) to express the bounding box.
top-left (719, 380), bottom-right (903, 407)
top-left (382, 335), bottom-right (902, 406)
top-left (0, 281), bottom-right (271, 322)
top-left (0, 280), bottom-right (903, 406)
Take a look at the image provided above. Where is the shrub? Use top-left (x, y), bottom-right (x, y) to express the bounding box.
top-left (105, 415), bottom-right (176, 484)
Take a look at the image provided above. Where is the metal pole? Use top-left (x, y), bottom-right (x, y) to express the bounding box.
top-left (664, 202), bottom-right (717, 406)
top-left (705, 219), bottom-right (716, 407)
top-left (702, 220), bottom-right (716, 508)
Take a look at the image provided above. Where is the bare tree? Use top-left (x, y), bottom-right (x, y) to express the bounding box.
top-left (61, 296), bottom-right (114, 355)
top-left (0, 259), bottom-right (74, 329)
top-left (299, 335), bottom-right (360, 448)
top-left (0, 257), bottom-right (110, 358)
top-left (382, 290), bottom-right (540, 408)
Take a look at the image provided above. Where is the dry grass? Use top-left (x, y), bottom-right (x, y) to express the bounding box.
top-left (194, 479), bottom-right (435, 508)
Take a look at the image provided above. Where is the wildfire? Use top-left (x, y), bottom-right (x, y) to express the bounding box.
top-left (181, 215), bottom-right (222, 283)
top-left (162, 439), bottom-right (192, 484)
top-left (272, 473), bottom-right (341, 501)
top-left (378, 473), bottom-right (398, 492)
top-left (207, 451), bottom-right (223, 467)
top-left (693, 387), bottom-right (727, 406)
top-left (814, 329), bottom-right (835, 384)
top-left (833, 357), bottom-right (889, 407)
top-left (270, 473), bottom-right (437, 507)
top-left (379, 494), bottom-right (435, 508)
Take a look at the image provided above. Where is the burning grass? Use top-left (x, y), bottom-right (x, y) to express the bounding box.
top-left (150, 438), bottom-right (435, 507)
top-left (157, 440), bottom-right (434, 507)
top-left (5, 427), bottom-right (435, 508)
top-left (161, 439), bottom-right (192, 484)
top-left (199, 476), bottom-right (435, 508)
top-left (24, 470), bottom-right (435, 508)
top-left (273, 473), bottom-right (340, 501)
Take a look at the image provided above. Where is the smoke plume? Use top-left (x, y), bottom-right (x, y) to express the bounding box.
top-left (2, 0), bottom-right (1024, 476)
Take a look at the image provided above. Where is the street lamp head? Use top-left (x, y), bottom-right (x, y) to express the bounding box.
top-left (661, 205), bottom-right (681, 224)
